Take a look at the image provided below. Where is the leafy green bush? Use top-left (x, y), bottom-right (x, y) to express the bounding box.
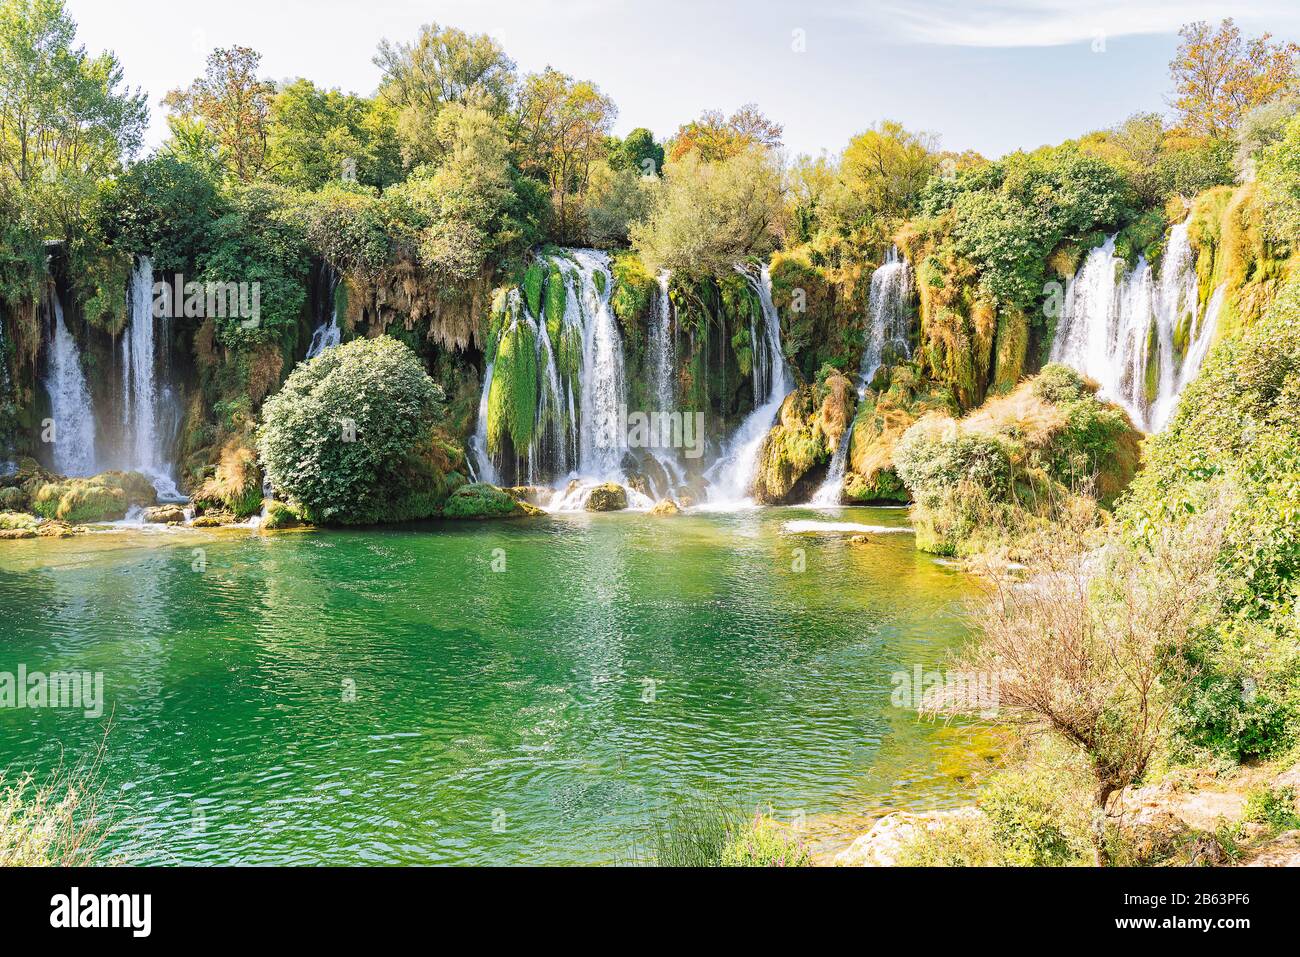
top-left (258, 336), bottom-right (454, 524)
top-left (922, 146), bottom-right (1133, 310)
top-left (1243, 785), bottom-right (1300, 831)
top-left (1120, 277), bottom-right (1300, 760)
top-left (719, 815), bottom-right (813, 867)
top-left (977, 749), bottom-right (1094, 866)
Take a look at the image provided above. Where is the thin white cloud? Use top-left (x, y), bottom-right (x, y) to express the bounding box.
top-left (836, 0), bottom-right (1300, 48)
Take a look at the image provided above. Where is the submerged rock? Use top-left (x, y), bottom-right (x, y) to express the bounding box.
top-left (143, 504), bottom-right (187, 524)
top-left (649, 498), bottom-right (680, 516)
top-left (584, 483), bottom-right (628, 512)
top-left (442, 483), bottom-right (542, 519)
top-left (752, 374), bottom-right (855, 505)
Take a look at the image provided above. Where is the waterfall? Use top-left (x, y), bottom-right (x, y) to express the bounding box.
top-left (645, 269), bottom-right (684, 488)
top-left (472, 249), bottom-right (631, 501)
top-left (810, 248), bottom-right (914, 506)
top-left (468, 362), bottom-right (497, 484)
top-left (42, 285), bottom-right (96, 477)
top-left (1051, 222), bottom-right (1211, 432)
top-left (573, 249), bottom-right (625, 478)
top-left (118, 256), bottom-right (184, 500)
top-left (306, 263), bottom-right (342, 359)
top-left (703, 263), bottom-right (792, 505)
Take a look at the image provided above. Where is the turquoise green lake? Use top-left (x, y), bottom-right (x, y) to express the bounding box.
top-left (0, 507), bottom-right (986, 864)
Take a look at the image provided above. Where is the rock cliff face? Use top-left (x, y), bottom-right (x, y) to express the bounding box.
top-left (751, 373), bottom-right (855, 505)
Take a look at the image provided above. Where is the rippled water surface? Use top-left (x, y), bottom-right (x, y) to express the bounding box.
top-left (0, 508), bottom-right (983, 864)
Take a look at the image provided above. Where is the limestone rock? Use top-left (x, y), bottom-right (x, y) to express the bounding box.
top-left (833, 808), bottom-right (985, 867)
top-left (649, 498), bottom-right (680, 516)
top-left (584, 483), bottom-right (628, 512)
top-left (143, 505), bottom-right (187, 524)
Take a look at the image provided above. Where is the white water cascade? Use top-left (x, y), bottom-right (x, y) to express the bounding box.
top-left (574, 249), bottom-right (626, 479)
top-left (118, 256), bottom-right (184, 500)
top-left (703, 263), bottom-right (792, 505)
top-left (1051, 222), bottom-right (1217, 432)
top-left (42, 286), bottom-right (96, 476)
top-left (306, 263), bottom-right (342, 359)
top-left (810, 248), bottom-right (914, 506)
top-left (646, 269), bottom-right (684, 488)
top-left (471, 249), bottom-right (654, 508)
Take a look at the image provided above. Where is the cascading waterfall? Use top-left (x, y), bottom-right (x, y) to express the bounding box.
top-left (306, 263), bottom-right (342, 359)
top-left (810, 248), bottom-right (914, 506)
top-left (118, 256), bottom-right (183, 500)
top-left (703, 263), bottom-right (792, 505)
top-left (646, 269), bottom-right (684, 487)
top-left (42, 285), bottom-right (96, 477)
top-left (473, 249), bottom-right (650, 507)
top-left (574, 249), bottom-right (625, 479)
top-left (468, 362), bottom-right (497, 485)
top-left (1051, 222), bottom-right (1216, 432)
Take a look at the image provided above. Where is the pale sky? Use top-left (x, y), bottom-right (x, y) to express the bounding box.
top-left (66, 0), bottom-right (1300, 161)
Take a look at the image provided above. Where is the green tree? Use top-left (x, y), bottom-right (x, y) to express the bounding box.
top-left (610, 127), bottom-right (664, 176)
top-left (164, 46), bottom-right (276, 182)
top-left (374, 22), bottom-right (515, 166)
top-left (267, 79), bottom-right (401, 190)
top-left (841, 120), bottom-right (939, 220)
top-left (0, 0), bottom-right (147, 238)
top-left (1170, 19), bottom-right (1300, 138)
top-left (258, 335), bottom-right (452, 524)
top-left (513, 68), bottom-right (616, 241)
top-left (632, 146), bottom-right (785, 276)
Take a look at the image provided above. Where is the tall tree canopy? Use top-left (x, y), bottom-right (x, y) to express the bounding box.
top-left (374, 22), bottom-right (516, 166)
top-left (1170, 19), bottom-right (1299, 138)
top-left (164, 46), bottom-right (276, 182)
top-left (0, 0), bottom-right (146, 237)
top-left (513, 67), bottom-right (616, 241)
top-left (669, 104), bottom-right (782, 162)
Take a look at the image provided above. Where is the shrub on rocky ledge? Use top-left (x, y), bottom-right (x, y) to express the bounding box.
top-left (258, 336), bottom-right (463, 524)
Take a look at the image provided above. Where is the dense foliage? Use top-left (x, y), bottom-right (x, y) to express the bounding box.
top-left (1120, 277), bottom-right (1300, 760)
top-left (258, 337), bottom-right (455, 524)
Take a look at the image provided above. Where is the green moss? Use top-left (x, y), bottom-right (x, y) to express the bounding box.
top-left (544, 263), bottom-right (566, 341)
top-left (0, 510), bottom-right (37, 530)
top-left (523, 263), bottom-right (544, 317)
top-left (34, 482), bottom-right (128, 524)
top-left (592, 267), bottom-right (606, 297)
top-left (486, 320), bottom-right (538, 456)
top-left (441, 482), bottom-right (530, 519)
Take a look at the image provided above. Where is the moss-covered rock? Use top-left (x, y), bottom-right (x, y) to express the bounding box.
top-left (844, 366), bottom-right (956, 505)
top-left (191, 512), bottom-right (238, 528)
top-left (441, 482), bottom-right (540, 520)
top-left (649, 498), bottom-right (680, 516)
top-left (894, 363), bottom-right (1140, 558)
top-left (261, 500), bottom-right (304, 530)
top-left (584, 483), bottom-right (628, 512)
top-left (33, 481), bottom-right (128, 524)
top-left (752, 373), bottom-right (854, 504)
